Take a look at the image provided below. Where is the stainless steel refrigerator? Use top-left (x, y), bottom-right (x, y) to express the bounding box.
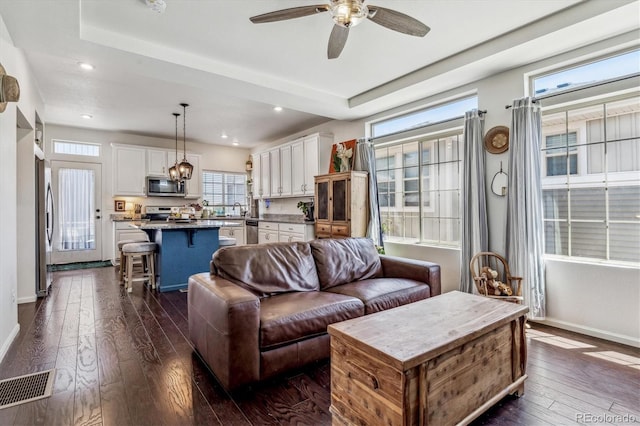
top-left (35, 157), bottom-right (54, 297)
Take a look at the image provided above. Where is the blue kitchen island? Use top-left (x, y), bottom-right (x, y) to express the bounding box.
top-left (134, 220), bottom-right (238, 292)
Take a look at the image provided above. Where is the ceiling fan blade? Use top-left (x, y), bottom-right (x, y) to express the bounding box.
top-left (367, 6), bottom-right (430, 37)
top-left (327, 25), bottom-right (349, 59)
top-left (250, 5), bottom-right (329, 23)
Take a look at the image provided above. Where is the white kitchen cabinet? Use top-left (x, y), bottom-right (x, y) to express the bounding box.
top-left (269, 148), bottom-right (282, 197)
top-left (147, 149), bottom-right (169, 176)
top-left (220, 223), bottom-right (246, 246)
top-left (260, 151), bottom-right (271, 198)
top-left (277, 223), bottom-right (314, 243)
top-left (113, 144), bottom-right (147, 196)
top-left (279, 144), bottom-right (292, 197)
top-left (291, 139), bottom-right (305, 196)
top-left (253, 132), bottom-right (332, 199)
top-left (258, 221), bottom-right (278, 244)
top-left (184, 153), bottom-right (201, 199)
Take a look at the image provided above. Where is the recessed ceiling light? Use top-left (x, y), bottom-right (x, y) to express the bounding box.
top-left (221, 133), bottom-right (228, 139)
top-left (273, 106), bottom-right (283, 112)
top-left (78, 62), bottom-right (94, 71)
top-left (232, 142), bottom-right (239, 146)
top-left (81, 114), bottom-right (93, 119)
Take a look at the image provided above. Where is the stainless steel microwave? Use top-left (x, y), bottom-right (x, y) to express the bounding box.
top-left (146, 176), bottom-right (185, 197)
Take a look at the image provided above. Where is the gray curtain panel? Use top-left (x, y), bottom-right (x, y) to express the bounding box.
top-left (460, 110), bottom-right (488, 293)
top-left (355, 138), bottom-right (384, 248)
top-left (506, 97), bottom-right (546, 319)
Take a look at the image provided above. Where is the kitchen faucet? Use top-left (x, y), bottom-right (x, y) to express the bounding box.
top-left (233, 202), bottom-right (243, 216)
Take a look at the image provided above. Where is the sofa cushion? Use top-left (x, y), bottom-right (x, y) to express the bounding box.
top-left (212, 242), bottom-right (320, 297)
top-left (259, 292), bottom-right (364, 350)
top-left (310, 238), bottom-right (383, 290)
top-left (325, 278), bottom-right (430, 314)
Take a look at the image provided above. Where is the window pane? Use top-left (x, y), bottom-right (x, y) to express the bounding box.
top-left (609, 186), bottom-right (640, 221)
top-left (53, 140), bottom-right (100, 157)
top-left (533, 50), bottom-right (640, 96)
top-left (609, 223), bottom-right (640, 263)
top-left (544, 221), bottom-right (568, 255)
top-left (372, 96), bottom-right (477, 138)
top-left (570, 188), bottom-right (605, 220)
top-left (58, 168), bottom-right (95, 250)
top-left (202, 171), bottom-right (246, 215)
top-left (571, 222), bottom-right (606, 259)
top-left (543, 189), bottom-right (568, 220)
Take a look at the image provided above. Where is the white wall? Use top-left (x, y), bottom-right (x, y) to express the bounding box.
top-left (45, 124), bottom-right (250, 264)
top-left (0, 13), bottom-right (45, 361)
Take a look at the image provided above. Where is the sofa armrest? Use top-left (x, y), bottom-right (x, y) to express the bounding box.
top-left (380, 255), bottom-right (441, 296)
top-left (188, 272), bottom-right (260, 390)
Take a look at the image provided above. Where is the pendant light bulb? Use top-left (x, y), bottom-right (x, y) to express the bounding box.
top-left (178, 103), bottom-right (194, 180)
top-left (169, 112), bottom-right (180, 181)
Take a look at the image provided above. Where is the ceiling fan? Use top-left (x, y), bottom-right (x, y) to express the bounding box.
top-left (250, 0), bottom-right (430, 59)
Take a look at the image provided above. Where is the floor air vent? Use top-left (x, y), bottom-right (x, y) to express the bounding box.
top-left (0, 369), bottom-right (55, 410)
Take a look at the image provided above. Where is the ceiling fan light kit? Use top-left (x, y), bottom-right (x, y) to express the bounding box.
top-left (331, 0), bottom-right (368, 28)
top-left (250, 0), bottom-right (430, 59)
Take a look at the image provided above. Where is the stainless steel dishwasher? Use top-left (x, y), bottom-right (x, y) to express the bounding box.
top-left (245, 219), bottom-right (259, 244)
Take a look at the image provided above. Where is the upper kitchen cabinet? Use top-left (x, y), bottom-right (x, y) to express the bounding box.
top-left (272, 144), bottom-right (293, 197)
top-left (147, 149), bottom-right (169, 176)
top-left (254, 132), bottom-right (333, 199)
top-left (259, 151), bottom-right (270, 198)
top-left (112, 144), bottom-right (146, 196)
top-left (292, 133), bottom-right (332, 197)
top-left (184, 153), bottom-right (202, 199)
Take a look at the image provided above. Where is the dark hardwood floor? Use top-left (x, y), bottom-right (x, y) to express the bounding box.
top-left (0, 266), bottom-right (638, 425)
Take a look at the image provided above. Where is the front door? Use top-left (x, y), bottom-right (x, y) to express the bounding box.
top-left (51, 161), bottom-right (102, 264)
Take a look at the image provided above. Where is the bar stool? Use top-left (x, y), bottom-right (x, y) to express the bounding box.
top-left (122, 242), bottom-right (157, 293)
top-left (218, 236), bottom-right (237, 248)
top-left (118, 237), bottom-right (149, 282)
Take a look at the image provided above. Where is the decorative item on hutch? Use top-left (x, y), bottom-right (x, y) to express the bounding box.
top-left (329, 139), bottom-right (357, 173)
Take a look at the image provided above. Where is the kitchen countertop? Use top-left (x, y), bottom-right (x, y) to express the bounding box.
top-left (111, 213), bottom-right (314, 224)
top-left (253, 214), bottom-right (314, 224)
top-left (130, 220), bottom-right (243, 230)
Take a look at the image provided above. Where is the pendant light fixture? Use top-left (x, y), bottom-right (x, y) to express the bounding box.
top-left (178, 103), bottom-right (194, 180)
top-left (168, 112), bottom-right (180, 181)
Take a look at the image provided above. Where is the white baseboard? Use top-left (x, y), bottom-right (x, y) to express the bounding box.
top-left (18, 295), bottom-right (37, 304)
top-left (532, 318), bottom-right (640, 348)
top-left (0, 323), bottom-right (20, 364)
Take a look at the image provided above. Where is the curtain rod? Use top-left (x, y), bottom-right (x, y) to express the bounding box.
top-left (505, 99), bottom-right (539, 109)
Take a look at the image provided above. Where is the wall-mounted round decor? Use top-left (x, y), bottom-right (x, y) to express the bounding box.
top-left (484, 126), bottom-right (509, 154)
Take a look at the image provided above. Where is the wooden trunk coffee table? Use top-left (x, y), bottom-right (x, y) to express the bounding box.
top-left (328, 291), bottom-right (528, 426)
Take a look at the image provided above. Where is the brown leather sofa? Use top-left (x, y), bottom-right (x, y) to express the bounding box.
top-left (188, 237), bottom-right (441, 391)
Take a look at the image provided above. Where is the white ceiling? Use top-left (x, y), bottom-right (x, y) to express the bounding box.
top-left (0, 0), bottom-right (638, 147)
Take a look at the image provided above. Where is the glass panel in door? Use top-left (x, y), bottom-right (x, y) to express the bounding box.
top-left (316, 181), bottom-right (329, 221)
top-left (51, 161), bottom-right (102, 264)
top-left (332, 178), bottom-right (347, 222)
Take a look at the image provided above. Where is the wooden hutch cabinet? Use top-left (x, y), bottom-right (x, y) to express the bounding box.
top-left (314, 171), bottom-right (368, 238)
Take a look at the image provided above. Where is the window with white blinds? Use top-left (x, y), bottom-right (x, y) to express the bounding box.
top-left (202, 171), bottom-right (246, 215)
